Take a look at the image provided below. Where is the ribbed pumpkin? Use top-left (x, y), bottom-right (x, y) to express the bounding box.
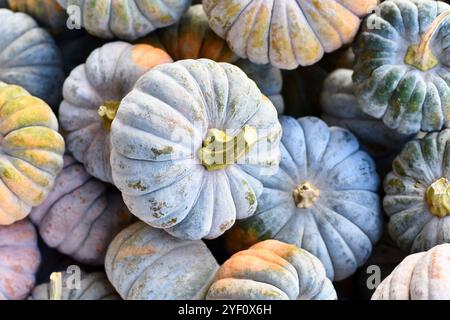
top-left (141, 4), bottom-right (284, 113)
top-left (372, 243), bottom-right (450, 300)
top-left (105, 222), bottom-right (219, 300)
top-left (384, 129), bottom-right (450, 253)
top-left (59, 42), bottom-right (172, 183)
top-left (29, 155), bottom-right (132, 265)
top-left (225, 116), bottom-right (383, 281)
top-left (0, 220), bottom-right (40, 300)
top-left (206, 240), bottom-right (337, 300)
top-left (57, 0), bottom-right (191, 40)
top-left (30, 270), bottom-right (119, 300)
top-left (203, 0), bottom-right (378, 69)
top-left (110, 59), bottom-right (282, 240)
top-left (5, 0), bottom-right (67, 30)
top-left (0, 9), bottom-right (64, 107)
top-left (0, 82), bottom-right (65, 225)
top-left (353, 0), bottom-right (450, 135)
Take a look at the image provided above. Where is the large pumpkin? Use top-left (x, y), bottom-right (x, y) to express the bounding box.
top-left (30, 270), bottom-right (119, 300)
top-left (105, 222), bottom-right (219, 300)
top-left (207, 240), bottom-right (337, 300)
top-left (384, 129), bottom-right (450, 253)
top-left (0, 220), bottom-right (40, 300)
top-left (372, 243), bottom-right (450, 300)
top-left (203, 0), bottom-right (378, 69)
top-left (5, 0), bottom-right (67, 30)
top-left (110, 59), bottom-right (282, 240)
top-left (0, 82), bottom-right (65, 225)
top-left (0, 9), bottom-right (64, 107)
top-left (57, 0), bottom-right (191, 40)
top-left (353, 0), bottom-right (450, 135)
top-left (225, 116), bottom-right (383, 281)
top-left (59, 42), bottom-right (172, 183)
top-left (29, 155), bottom-right (132, 265)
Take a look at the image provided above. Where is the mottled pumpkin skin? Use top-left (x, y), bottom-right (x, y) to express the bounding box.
top-left (353, 0), bottom-right (450, 135)
top-left (30, 270), bottom-right (119, 300)
top-left (105, 222), bottom-right (219, 300)
top-left (0, 9), bottom-right (64, 107)
top-left (384, 129), bottom-right (450, 253)
top-left (59, 42), bottom-right (172, 183)
top-left (141, 4), bottom-right (284, 113)
top-left (372, 243), bottom-right (450, 300)
top-left (203, 0), bottom-right (378, 70)
top-left (6, 0), bottom-right (67, 30)
top-left (29, 155), bottom-right (132, 265)
top-left (207, 240), bottom-right (337, 300)
top-left (225, 116), bottom-right (383, 281)
top-left (110, 59), bottom-right (282, 240)
top-left (0, 220), bottom-right (40, 300)
top-left (57, 0), bottom-right (191, 40)
top-left (0, 82), bottom-right (65, 225)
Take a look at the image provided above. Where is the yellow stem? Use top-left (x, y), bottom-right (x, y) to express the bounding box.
top-left (98, 100), bottom-right (120, 130)
top-left (426, 177), bottom-right (450, 218)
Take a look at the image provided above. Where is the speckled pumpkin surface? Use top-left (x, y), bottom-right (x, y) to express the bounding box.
top-left (372, 243), bottom-right (450, 300)
top-left (59, 42), bottom-right (172, 183)
top-left (30, 270), bottom-right (119, 300)
top-left (0, 220), bottom-right (40, 300)
top-left (57, 0), bottom-right (191, 40)
top-left (5, 0), bottom-right (67, 30)
top-left (207, 240), bottom-right (337, 300)
top-left (105, 221), bottom-right (219, 300)
top-left (353, 0), bottom-right (450, 135)
top-left (225, 116), bottom-right (383, 281)
top-left (0, 9), bottom-right (64, 107)
top-left (203, 0), bottom-right (378, 70)
top-left (110, 59), bottom-right (282, 240)
top-left (0, 82), bottom-right (65, 225)
top-left (29, 155), bottom-right (132, 265)
top-left (384, 129), bottom-right (450, 253)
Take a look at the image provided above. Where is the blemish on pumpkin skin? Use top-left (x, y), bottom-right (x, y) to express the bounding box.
top-left (128, 180), bottom-right (147, 191)
top-left (151, 146), bottom-right (173, 158)
top-left (116, 246), bottom-right (156, 260)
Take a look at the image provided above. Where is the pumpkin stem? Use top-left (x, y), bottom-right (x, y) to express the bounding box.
top-left (98, 100), bottom-right (120, 130)
top-left (49, 272), bottom-right (63, 300)
top-left (426, 177), bottom-right (450, 218)
top-left (404, 10), bottom-right (450, 71)
top-left (198, 125), bottom-right (257, 171)
top-left (293, 182), bottom-right (320, 209)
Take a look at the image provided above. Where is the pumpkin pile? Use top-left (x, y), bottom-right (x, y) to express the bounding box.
top-left (0, 0), bottom-right (449, 301)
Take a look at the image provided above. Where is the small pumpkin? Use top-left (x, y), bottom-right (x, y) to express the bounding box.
top-left (105, 221), bottom-right (219, 300)
top-left (59, 41), bottom-right (172, 183)
top-left (5, 0), bottom-right (67, 30)
top-left (203, 0), bottom-right (378, 69)
top-left (225, 116), bottom-right (383, 281)
top-left (206, 240), bottom-right (337, 300)
top-left (372, 243), bottom-right (450, 300)
top-left (29, 155), bottom-right (132, 265)
top-left (353, 0), bottom-right (450, 135)
top-left (110, 59), bottom-right (282, 240)
top-left (0, 9), bottom-right (64, 107)
top-left (57, 0), bottom-right (191, 40)
top-left (384, 129), bottom-right (450, 253)
top-left (0, 82), bottom-right (65, 225)
top-left (0, 220), bottom-right (40, 300)
top-left (30, 270), bottom-right (119, 300)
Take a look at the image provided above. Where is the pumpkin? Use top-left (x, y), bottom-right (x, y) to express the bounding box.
top-left (383, 129), bottom-right (450, 253)
top-left (59, 42), bottom-right (172, 183)
top-left (353, 0), bottom-right (450, 135)
top-left (57, 0), bottom-right (191, 40)
top-left (30, 270), bottom-right (119, 300)
top-left (203, 0), bottom-right (378, 70)
top-left (105, 221), bottom-right (219, 300)
top-left (140, 4), bottom-right (284, 113)
top-left (110, 59), bottom-right (282, 240)
top-left (206, 240), bottom-right (337, 300)
top-left (372, 243), bottom-right (450, 300)
top-left (5, 0), bottom-right (67, 30)
top-left (0, 82), bottom-right (65, 225)
top-left (0, 220), bottom-right (40, 300)
top-left (225, 116), bottom-right (383, 281)
top-left (29, 155), bottom-right (132, 265)
top-left (0, 9), bottom-right (64, 107)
